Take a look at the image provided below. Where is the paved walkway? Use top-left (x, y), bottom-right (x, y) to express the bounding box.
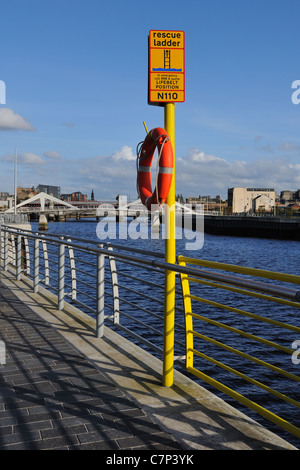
top-left (0, 269), bottom-right (297, 451)
top-left (0, 282), bottom-right (182, 450)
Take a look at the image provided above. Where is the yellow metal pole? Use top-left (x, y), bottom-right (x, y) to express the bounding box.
top-left (163, 102), bottom-right (176, 386)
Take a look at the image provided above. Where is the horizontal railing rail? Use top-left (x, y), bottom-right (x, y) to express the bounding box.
top-left (1, 224), bottom-right (300, 445)
top-left (178, 255), bottom-right (300, 442)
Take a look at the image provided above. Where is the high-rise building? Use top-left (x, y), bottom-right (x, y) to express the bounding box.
top-left (37, 184), bottom-right (60, 199)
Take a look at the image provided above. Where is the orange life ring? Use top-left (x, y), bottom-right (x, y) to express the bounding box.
top-left (137, 127), bottom-right (173, 211)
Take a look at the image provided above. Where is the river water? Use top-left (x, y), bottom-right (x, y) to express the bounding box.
top-left (30, 218), bottom-right (300, 447)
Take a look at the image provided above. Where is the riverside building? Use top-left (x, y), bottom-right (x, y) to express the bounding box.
top-left (228, 187), bottom-right (276, 214)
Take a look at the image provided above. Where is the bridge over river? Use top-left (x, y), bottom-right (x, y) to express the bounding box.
top-left (3, 192), bottom-right (204, 232)
top-left (4, 192), bottom-right (154, 225)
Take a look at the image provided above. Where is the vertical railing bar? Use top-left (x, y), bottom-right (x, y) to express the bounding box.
top-left (108, 245), bottom-right (119, 325)
top-left (178, 259), bottom-right (194, 370)
top-left (4, 230), bottom-right (8, 271)
top-left (24, 236), bottom-right (31, 275)
top-left (41, 237), bottom-right (50, 285)
top-left (58, 240), bottom-right (65, 310)
top-left (10, 234), bottom-right (16, 266)
top-left (96, 244), bottom-right (105, 338)
top-left (66, 237), bottom-right (76, 300)
top-left (34, 237), bottom-right (39, 293)
top-left (16, 234), bottom-right (21, 280)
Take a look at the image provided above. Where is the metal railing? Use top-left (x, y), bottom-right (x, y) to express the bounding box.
top-left (1, 224), bottom-right (300, 444)
top-left (0, 225), bottom-right (187, 359)
top-left (178, 255), bottom-right (300, 442)
top-left (0, 213), bottom-right (29, 225)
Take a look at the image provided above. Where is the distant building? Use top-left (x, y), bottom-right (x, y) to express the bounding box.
top-left (37, 184), bottom-right (60, 199)
top-left (186, 195), bottom-right (227, 212)
top-left (280, 190), bottom-right (300, 204)
top-left (17, 186), bottom-right (38, 202)
top-left (228, 187), bottom-right (277, 214)
top-left (253, 194), bottom-right (274, 213)
top-left (0, 196), bottom-right (13, 210)
top-left (61, 191), bottom-right (87, 202)
top-left (186, 195), bottom-right (223, 204)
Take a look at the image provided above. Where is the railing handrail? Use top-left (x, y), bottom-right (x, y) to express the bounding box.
top-left (0, 225), bottom-right (166, 259)
top-left (1, 225), bottom-right (300, 302)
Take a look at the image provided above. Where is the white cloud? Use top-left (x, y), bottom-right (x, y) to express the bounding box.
top-left (43, 150), bottom-right (61, 160)
top-left (190, 149), bottom-right (226, 163)
top-left (19, 152), bottom-right (45, 165)
top-left (1, 141), bottom-right (299, 200)
top-left (0, 108), bottom-right (35, 131)
top-left (174, 148), bottom-right (300, 198)
top-left (1, 151), bottom-right (45, 167)
top-left (60, 146), bottom-right (300, 200)
top-left (111, 146), bottom-right (135, 161)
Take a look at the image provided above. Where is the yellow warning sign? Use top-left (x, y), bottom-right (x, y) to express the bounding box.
top-left (148, 30), bottom-right (185, 105)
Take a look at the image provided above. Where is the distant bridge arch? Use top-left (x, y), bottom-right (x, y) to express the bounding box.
top-left (5, 192), bottom-right (79, 213)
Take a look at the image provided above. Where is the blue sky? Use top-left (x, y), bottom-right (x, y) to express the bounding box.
top-left (1, 0), bottom-right (300, 200)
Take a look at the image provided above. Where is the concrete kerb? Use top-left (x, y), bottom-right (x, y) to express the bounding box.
top-left (0, 268), bottom-right (297, 450)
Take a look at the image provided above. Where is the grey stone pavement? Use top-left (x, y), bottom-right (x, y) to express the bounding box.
top-left (0, 282), bottom-right (182, 450)
top-left (0, 269), bottom-right (297, 451)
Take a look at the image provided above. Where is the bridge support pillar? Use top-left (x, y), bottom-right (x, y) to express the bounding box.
top-left (116, 211), bottom-right (125, 222)
top-left (38, 213), bottom-right (48, 231)
top-left (151, 211), bottom-right (161, 235)
top-left (116, 194), bottom-right (127, 222)
top-left (57, 211), bottom-right (66, 222)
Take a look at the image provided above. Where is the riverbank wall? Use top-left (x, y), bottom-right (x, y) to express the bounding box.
top-left (179, 215), bottom-right (300, 240)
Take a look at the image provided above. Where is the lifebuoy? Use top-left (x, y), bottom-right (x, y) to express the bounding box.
top-left (137, 127), bottom-right (173, 211)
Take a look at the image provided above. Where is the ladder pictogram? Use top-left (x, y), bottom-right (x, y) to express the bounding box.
top-left (164, 50), bottom-right (171, 69)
